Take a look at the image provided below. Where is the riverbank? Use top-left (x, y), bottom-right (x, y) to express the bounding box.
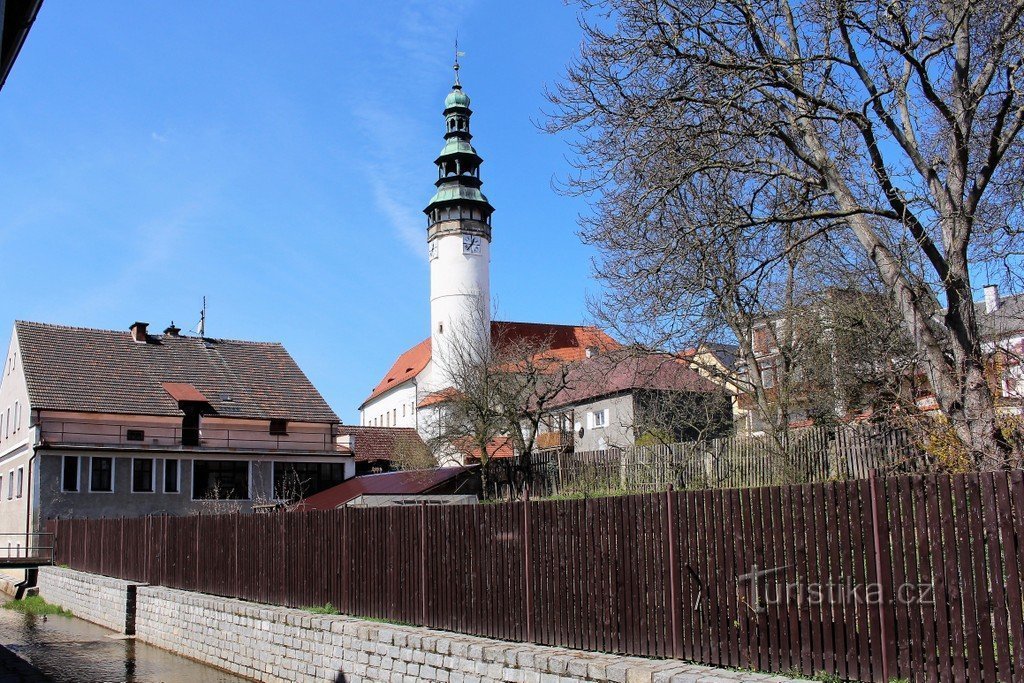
top-left (0, 597), bottom-right (250, 683)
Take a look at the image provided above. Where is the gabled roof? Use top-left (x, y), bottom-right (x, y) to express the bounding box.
top-left (549, 351), bottom-right (722, 409)
top-left (15, 321), bottom-right (339, 423)
top-left (297, 466), bottom-right (479, 510)
top-left (336, 425), bottom-right (426, 463)
top-left (977, 292), bottom-right (1024, 339)
top-left (362, 321), bottom-right (621, 407)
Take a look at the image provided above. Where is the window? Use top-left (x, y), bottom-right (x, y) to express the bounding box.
top-left (132, 458), bottom-right (154, 493)
top-left (760, 360), bottom-right (776, 389)
top-left (13, 402), bottom-right (19, 431)
top-left (15, 468), bottom-right (23, 499)
top-left (164, 459), bottom-right (179, 494)
top-left (269, 419), bottom-right (288, 436)
top-left (592, 409), bottom-right (608, 428)
top-left (62, 456), bottom-right (79, 492)
top-left (126, 429), bottom-right (145, 442)
top-left (273, 461), bottom-right (346, 501)
top-left (6, 472), bottom-right (12, 499)
top-left (89, 457), bottom-right (113, 492)
top-left (0, 475), bottom-right (3, 501)
top-left (3, 407), bottom-right (7, 438)
top-left (192, 460), bottom-right (249, 500)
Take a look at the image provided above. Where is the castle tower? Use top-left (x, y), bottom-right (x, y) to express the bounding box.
top-left (424, 62), bottom-right (494, 386)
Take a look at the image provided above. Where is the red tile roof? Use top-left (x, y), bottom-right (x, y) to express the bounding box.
top-left (162, 382), bottom-right (210, 403)
top-left (549, 351), bottom-right (722, 408)
top-left (362, 321), bottom-right (621, 407)
top-left (455, 435), bottom-right (515, 462)
top-left (417, 387), bottom-right (459, 408)
top-left (15, 321), bottom-right (339, 423)
top-left (296, 466), bottom-right (478, 510)
top-left (363, 338), bottom-right (432, 407)
top-left (335, 425), bottom-right (426, 463)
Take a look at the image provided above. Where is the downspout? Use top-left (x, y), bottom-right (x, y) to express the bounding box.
top-left (15, 423), bottom-right (40, 598)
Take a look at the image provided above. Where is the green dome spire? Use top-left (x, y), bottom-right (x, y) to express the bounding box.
top-left (444, 86), bottom-right (470, 109)
top-left (424, 63), bottom-right (494, 239)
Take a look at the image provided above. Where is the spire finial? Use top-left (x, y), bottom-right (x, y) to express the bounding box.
top-left (453, 36), bottom-right (465, 88)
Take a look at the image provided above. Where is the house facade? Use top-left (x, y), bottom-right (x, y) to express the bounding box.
top-left (537, 352), bottom-right (733, 453)
top-left (0, 320), bottom-right (355, 545)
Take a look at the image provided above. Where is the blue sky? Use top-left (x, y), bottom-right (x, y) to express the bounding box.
top-left (0, 1), bottom-right (601, 423)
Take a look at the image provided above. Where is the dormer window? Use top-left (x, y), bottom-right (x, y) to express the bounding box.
top-left (269, 419), bottom-right (288, 436)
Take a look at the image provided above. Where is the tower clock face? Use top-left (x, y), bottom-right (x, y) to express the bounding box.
top-left (428, 240), bottom-right (438, 260)
top-left (462, 234), bottom-right (482, 255)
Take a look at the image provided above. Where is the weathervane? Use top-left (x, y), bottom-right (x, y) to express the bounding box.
top-left (454, 37), bottom-right (465, 86)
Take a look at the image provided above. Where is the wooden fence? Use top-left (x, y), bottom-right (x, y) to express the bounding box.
top-left (51, 470), bottom-right (1024, 683)
top-left (489, 423), bottom-right (923, 498)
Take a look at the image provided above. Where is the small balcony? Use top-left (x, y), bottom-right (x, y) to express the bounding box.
top-left (38, 419), bottom-right (349, 454)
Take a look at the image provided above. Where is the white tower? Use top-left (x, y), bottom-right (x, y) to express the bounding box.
top-left (424, 62), bottom-right (494, 388)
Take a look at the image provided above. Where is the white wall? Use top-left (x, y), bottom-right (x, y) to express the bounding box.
top-left (429, 232), bottom-right (490, 392)
top-left (360, 380), bottom-right (418, 429)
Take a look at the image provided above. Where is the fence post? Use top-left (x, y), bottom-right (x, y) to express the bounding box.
top-left (868, 469), bottom-right (893, 683)
top-left (420, 501), bottom-right (428, 626)
top-left (523, 485), bottom-right (534, 643)
top-left (665, 484), bottom-right (681, 659)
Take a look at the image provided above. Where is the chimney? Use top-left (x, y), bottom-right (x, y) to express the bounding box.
top-left (164, 321), bottom-right (181, 337)
top-left (984, 284), bottom-right (1001, 314)
top-left (130, 321), bottom-right (149, 343)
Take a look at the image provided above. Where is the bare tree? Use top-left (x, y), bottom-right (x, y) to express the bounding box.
top-left (389, 434), bottom-right (437, 471)
top-left (549, 0), bottom-right (1024, 467)
top-left (426, 303), bottom-right (575, 497)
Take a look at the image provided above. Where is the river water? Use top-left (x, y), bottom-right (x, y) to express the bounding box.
top-left (0, 601), bottom-right (251, 683)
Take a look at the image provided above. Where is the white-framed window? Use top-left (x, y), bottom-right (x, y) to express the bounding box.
top-left (131, 458), bottom-right (155, 493)
top-left (164, 459), bottom-right (180, 494)
top-left (62, 456), bottom-right (79, 493)
top-left (88, 456), bottom-right (114, 493)
top-left (0, 475), bottom-right (4, 502)
top-left (589, 409), bottom-right (609, 429)
top-left (15, 467), bottom-right (23, 499)
top-left (13, 402), bottom-right (19, 432)
top-left (6, 471), bottom-right (12, 499)
top-left (3, 408), bottom-right (7, 438)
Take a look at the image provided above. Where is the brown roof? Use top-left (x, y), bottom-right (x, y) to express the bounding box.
top-left (296, 466), bottom-right (478, 509)
top-left (15, 321), bottom-right (339, 423)
top-left (362, 321), bottom-right (621, 407)
top-left (550, 351), bottom-right (721, 409)
top-left (336, 425), bottom-right (426, 463)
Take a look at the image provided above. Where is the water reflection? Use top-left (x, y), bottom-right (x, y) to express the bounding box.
top-left (0, 603), bottom-right (249, 683)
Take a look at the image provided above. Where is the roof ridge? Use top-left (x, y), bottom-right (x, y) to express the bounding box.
top-left (492, 319), bottom-right (601, 329)
top-left (15, 320), bottom-right (284, 346)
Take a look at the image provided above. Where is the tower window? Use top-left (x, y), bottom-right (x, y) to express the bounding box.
top-left (438, 323), bottom-right (444, 334)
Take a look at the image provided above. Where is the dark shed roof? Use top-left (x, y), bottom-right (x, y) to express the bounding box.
top-left (15, 321), bottom-right (338, 423)
top-left (297, 467), bottom-right (478, 510)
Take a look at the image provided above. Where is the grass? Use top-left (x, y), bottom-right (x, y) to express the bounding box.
top-left (2, 595), bottom-right (72, 617)
top-left (304, 603), bottom-right (340, 615)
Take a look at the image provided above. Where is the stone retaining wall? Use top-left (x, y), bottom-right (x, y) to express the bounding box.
top-left (134, 586), bottom-right (794, 683)
top-left (36, 566), bottom-right (142, 633)
top-left (36, 568), bottom-right (796, 683)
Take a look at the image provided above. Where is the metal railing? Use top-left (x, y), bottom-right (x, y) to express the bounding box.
top-left (39, 420), bottom-right (343, 453)
top-left (0, 532), bottom-right (55, 566)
